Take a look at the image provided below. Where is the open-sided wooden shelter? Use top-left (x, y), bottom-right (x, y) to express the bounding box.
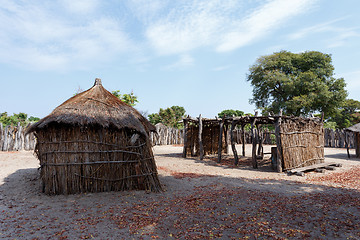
top-left (27, 78), bottom-right (162, 195)
top-left (182, 116), bottom-right (228, 159)
top-left (183, 114), bottom-right (324, 172)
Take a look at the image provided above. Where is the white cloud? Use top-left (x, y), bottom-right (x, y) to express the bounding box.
top-left (217, 0), bottom-right (314, 52)
top-left (145, 0), bottom-right (239, 55)
top-left (60, 0), bottom-right (100, 15)
top-left (144, 0), bottom-right (315, 55)
top-left (0, 0), bottom-right (320, 71)
top-left (212, 65), bottom-right (232, 71)
top-left (0, 1), bottom-right (134, 71)
top-left (288, 17), bottom-right (359, 48)
top-left (127, 0), bottom-right (169, 24)
top-left (288, 18), bottom-right (345, 40)
top-left (163, 54), bottom-right (194, 70)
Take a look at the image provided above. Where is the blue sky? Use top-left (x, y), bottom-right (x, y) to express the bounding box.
top-left (1, 0), bottom-right (360, 119)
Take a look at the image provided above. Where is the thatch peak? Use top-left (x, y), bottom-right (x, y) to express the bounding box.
top-left (94, 78), bottom-right (102, 86)
top-left (27, 78), bottom-right (155, 136)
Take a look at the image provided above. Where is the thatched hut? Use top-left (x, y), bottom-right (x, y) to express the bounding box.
top-left (346, 123), bottom-right (360, 158)
top-left (27, 78), bottom-right (162, 195)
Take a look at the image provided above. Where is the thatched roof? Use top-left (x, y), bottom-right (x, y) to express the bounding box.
top-left (27, 78), bottom-right (155, 136)
top-left (346, 123), bottom-right (360, 133)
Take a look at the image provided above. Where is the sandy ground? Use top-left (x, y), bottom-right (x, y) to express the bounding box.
top-left (0, 145), bottom-right (359, 239)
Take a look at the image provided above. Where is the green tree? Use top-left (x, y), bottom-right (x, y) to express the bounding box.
top-left (148, 106), bottom-right (186, 128)
top-left (28, 116), bottom-right (40, 122)
top-left (0, 112), bottom-right (39, 126)
top-left (330, 99), bottom-right (360, 128)
top-left (247, 51), bottom-right (347, 118)
top-left (218, 109), bottom-right (244, 118)
top-left (111, 90), bottom-right (139, 106)
top-left (323, 121), bottom-right (337, 130)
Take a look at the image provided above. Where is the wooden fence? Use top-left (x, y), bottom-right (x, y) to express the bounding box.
top-left (231, 129), bottom-right (275, 145)
top-left (324, 128), bottom-right (355, 148)
top-left (0, 123), bottom-right (36, 151)
top-left (231, 128), bottom-right (355, 148)
top-left (0, 122), bottom-right (354, 151)
top-left (149, 123), bottom-right (184, 145)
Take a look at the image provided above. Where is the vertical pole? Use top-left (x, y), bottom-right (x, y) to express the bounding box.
top-left (198, 114), bottom-right (204, 160)
top-left (345, 131), bottom-right (351, 158)
top-left (0, 122), bottom-right (3, 151)
top-left (231, 120), bottom-right (239, 165)
top-left (190, 121), bottom-right (195, 157)
top-left (275, 110), bottom-right (283, 172)
top-left (224, 124), bottom-right (229, 154)
top-left (3, 125), bottom-right (8, 151)
top-left (241, 124), bottom-right (246, 156)
top-left (217, 118), bottom-right (225, 163)
top-left (356, 133), bottom-right (360, 158)
top-left (251, 112), bottom-right (258, 169)
top-left (257, 124), bottom-right (263, 157)
top-left (182, 119), bottom-right (188, 158)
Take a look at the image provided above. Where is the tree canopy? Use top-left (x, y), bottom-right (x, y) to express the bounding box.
top-left (148, 106), bottom-right (186, 129)
top-left (0, 112), bottom-right (39, 126)
top-left (247, 51), bottom-right (347, 118)
top-left (329, 99), bottom-right (360, 129)
top-left (218, 109), bottom-right (244, 118)
top-left (111, 90), bottom-right (138, 107)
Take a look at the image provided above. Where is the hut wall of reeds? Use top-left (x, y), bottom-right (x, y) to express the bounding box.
top-left (27, 78), bottom-right (162, 195)
top-left (279, 117), bottom-right (324, 170)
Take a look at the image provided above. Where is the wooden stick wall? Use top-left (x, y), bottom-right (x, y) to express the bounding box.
top-left (182, 115), bottom-right (327, 172)
top-left (0, 122), bottom-right (356, 152)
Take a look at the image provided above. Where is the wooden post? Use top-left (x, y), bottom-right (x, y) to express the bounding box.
top-left (3, 125), bottom-right (8, 151)
top-left (345, 131), bottom-right (351, 158)
top-left (224, 124), bottom-right (229, 154)
top-left (198, 114), bottom-right (204, 160)
top-left (231, 120), bottom-right (239, 165)
top-left (251, 112), bottom-right (258, 169)
top-left (182, 119), bottom-right (188, 158)
top-left (217, 118), bottom-right (225, 163)
top-left (331, 129), bottom-right (335, 147)
top-left (241, 124), bottom-right (245, 156)
top-left (190, 125), bottom-right (195, 156)
top-left (271, 147), bottom-right (277, 170)
top-left (257, 124), bottom-right (263, 157)
top-left (14, 122), bottom-right (22, 151)
top-left (356, 132), bottom-right (360, 158)
top-left (0, 123), bottom-right (3, 151)
top-left (274, 110), bottom-right (283, 172)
